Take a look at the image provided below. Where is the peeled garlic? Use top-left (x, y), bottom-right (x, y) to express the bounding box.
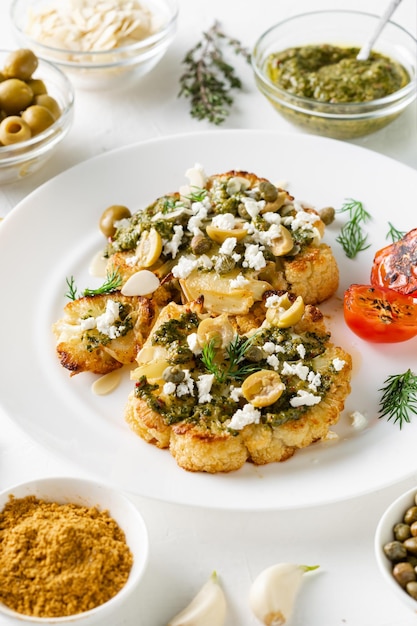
top-left (249, 562), bottom-right (319, 625)
top-left (167, 571), bottom-right (226, 626)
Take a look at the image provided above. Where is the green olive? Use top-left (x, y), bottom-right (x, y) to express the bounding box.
top-left (21, 104), bottom-right (55, 135)
top-left (34, 94), bottom-right (61, 120)
top-left (27, 78), bottom-right (47, 96)
top-left (3, 49), bottom-right (38, 80)
top-left (99, 205), bottom-right (131, 238)
top-left (0, 78), bottom-right (33, 115)
top-left (0, 115), bottom-right (32, 145)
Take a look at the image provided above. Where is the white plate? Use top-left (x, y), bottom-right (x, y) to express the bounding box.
top-left (0, 129), bottom-right (416, 510)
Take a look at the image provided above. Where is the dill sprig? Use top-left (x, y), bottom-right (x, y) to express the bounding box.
top-left (201, 333), bottom-right (262, 383)
top-left (378, 369), bottom-right (417, 429)
top-left (65, 275), bottom-right (78, 300)
top-left (336, 198), bottom-right (372, 259)
top-left (178, 20), bottom-right (251, 125)
top-left (65, 270), bottom-right (122, 300)
top-left (83, 270), bottom-right (122, 296)
top-left (386, 222), bottom-right (406, 242)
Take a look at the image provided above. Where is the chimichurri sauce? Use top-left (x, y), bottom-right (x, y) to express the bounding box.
top-left (266, 44), bottom-right (410, 103)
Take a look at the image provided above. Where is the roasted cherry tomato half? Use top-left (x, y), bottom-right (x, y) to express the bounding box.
top-left (371, 228), bottom-right (417, 296)
top-left (344, 284), bottom-right (417, 343)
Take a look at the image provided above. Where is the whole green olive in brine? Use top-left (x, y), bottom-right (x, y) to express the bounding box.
top-left (99, 205), bottom-right (131, 238)
top-left (3, 49), bottom-right (38, 80)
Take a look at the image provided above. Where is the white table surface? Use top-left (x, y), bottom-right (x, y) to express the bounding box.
top-left (1, 0), bottom-right (417, 624)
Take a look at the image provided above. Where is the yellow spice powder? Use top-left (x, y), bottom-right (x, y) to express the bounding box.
top-left (0, 495), bottom-right (133, 617)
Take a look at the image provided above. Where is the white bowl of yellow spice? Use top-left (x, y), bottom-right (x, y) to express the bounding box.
top-left (0, 476), bottom-right (149, 624)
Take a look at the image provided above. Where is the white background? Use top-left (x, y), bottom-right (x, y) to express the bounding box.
top-left (0, 0), bottom-right (417, 624)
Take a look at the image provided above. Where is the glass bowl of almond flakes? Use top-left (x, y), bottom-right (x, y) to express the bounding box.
top-left (10, 0), bottom-right (178, 90)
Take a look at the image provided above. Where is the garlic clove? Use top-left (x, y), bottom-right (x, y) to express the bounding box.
top-left (167, 571), bottom-right (227, 626)
top-left (249, 562), bottom-right (319, 625)
top-left (120, 269), bottom-right (160, 296)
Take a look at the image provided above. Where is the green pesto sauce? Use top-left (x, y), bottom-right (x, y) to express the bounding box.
top-left (267, 44), bottom-right (410, 103)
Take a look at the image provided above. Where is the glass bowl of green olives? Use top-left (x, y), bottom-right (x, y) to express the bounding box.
top-left (252, 10), bottom-right (417, 139)
top-left (0, 48), bottom-right (74, 184)
top-left (10, 0), bottom-right (179, 91)
top-left (375, 486), bottom-right (417, 612)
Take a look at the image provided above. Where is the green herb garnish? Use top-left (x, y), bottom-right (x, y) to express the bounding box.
top-left (65, 275), bottom-right (78, 300)
top-left (83, 270), bottom-right (122, 296)
top-left (378, 369), bottom-right (417, 428)
top-left (65, 270), bottom-right (122, 300)
top-left (336, 198), bottom-right (372, 259)
top-left (178, 20), bottom-right (251, 125)
top-left (201, 333), bottom-right (262, 383)
top-left (386, 222), bottom-right (406, 242)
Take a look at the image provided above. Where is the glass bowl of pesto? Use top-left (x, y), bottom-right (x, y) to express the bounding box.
top-left (0, 476), bottom-right (149, 624)
top-left (252, 10), bottom-right (417, 139)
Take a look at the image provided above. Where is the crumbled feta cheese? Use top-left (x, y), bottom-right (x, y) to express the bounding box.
top-left (290, 390), bottom-right (322, 407)
top-left (197, 374), bottom-right (215, 404)
top-left (187, 332), bottom-right (202, 355)
top-left (350, 410), bottom-right (368, 430)
top-left (95, 300), bottom-right (122, 339)
top-left (241, 196), bottom-right (265, 219)
top-left (229, 403), bottom-right (261, 430)
top-left (263, 341), bottom-right (277, 354)
top-left (230, 386), bottom-right (243, 402)
top-left (198, 254), bottom-right (214, 270)
top-left (176, 370), bottom-right (194, 397)
top-left (187, 201), bottom-right (209, 235)
top-left (219, 237), bottom-right (237, 255)
top-left (332, 357), bottom-right (346, 372)
top-left (281, 361), bottom-right (309, 381)
top-left (242, 243), bottom-right (266, 271)
top-left (163, 224), bottom-right (183, 259)
top-left (265, 294), bottom-right (284, 309)
top-left (262, 212), bottom-right (282, 225)
top-left (80, 317), bottom-right (96, 330)
top-left (172, 255), bottom-right (198, 279)
top-left (185, 163), bottom-right (207, 189)
top-left (266, 354), bottom-right (280, 370)
top-left (230, 273), bottom-right (250, 289)
top-left (163, 381), bottom-right (176, 395)
top-left (211, 213), bottom-right (236, 230)
top-left (307, 371), bottom-right (322, 392)
top-left (296, 344), bottom-right (306, 359)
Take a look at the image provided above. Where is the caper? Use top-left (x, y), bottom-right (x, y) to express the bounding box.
top-left (406, 581), bottom-right (417, 600)
top-left (191, 234), bottom-right (212, 255)
top-left (0, 78), bottom-right (33, 115)
top-left (393, 561), bottom-right (416, 588)
top-left (404, 537), bottom-right (417, 555)
top-left (405, 507), bottom-right (417, 525)
top-left (3, 49), bottom-right (38, 80)
top-left (0, 115), bottom-right (31, 145)
top-left (99, 205), bottom-right (131, 238)
top-left (394, 522), bottom-right (412, 542)
top-left (318, 206), bottom-right (335, 225)
top-left (237, 203), bottom-right (250, 219)
top-left (383, 540), bottom-right (408, 562)
top-left (162, 366), bottom-right (185, 384)
top-left (215, 254), bottom-right (236, 274)
top-left (259, 181), bottom-right (278, 202)
top-left (21, 104), bottom-right (55, 135)
top-left (245, 345), bottom-right (265, 362)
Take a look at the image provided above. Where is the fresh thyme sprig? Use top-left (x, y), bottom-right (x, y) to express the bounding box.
top-left (65, 270), bottom-right (122, 300)
top-left (336, 198), bottom-right (372, 259)
top-left (178, 20), bottom-right (251, 125)
top-left (201, 333), bottom-right (262, 383)
top-left (386, 222), bottom-right (406, 242)
top-left (378, 369), bottom-right (417, 429)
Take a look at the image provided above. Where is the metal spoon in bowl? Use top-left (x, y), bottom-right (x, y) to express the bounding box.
top-left (357, 0), bottom-right (404, 60)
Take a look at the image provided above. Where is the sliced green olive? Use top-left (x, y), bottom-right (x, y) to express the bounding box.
top-left (269, 225), bottom-right (294, 256)
top-left (242, 369), bottom-right (285, 407)
top-left (0, 115), bottom-right (31, 145)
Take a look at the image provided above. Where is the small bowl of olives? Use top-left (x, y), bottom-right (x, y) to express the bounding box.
top-left (0, 48), bottom-right (74, 184)
top-left (375, 486), bottom-right (417, 612)
top-left (10, 0), bottom-right (179, 91)
top-left (252, 10), bottom-right (417, 139)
